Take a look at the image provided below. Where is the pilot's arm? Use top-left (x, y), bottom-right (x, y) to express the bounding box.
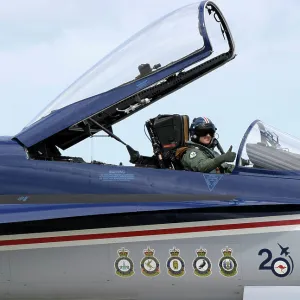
top-left (181, 147), bottom-right (236, 173)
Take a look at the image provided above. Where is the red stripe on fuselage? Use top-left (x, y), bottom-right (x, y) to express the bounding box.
top-left (1, 218), bottom-right (299, 246)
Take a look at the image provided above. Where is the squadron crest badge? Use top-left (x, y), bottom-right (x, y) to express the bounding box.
top-left (166, 247), bottom-right (185, 277)
top-left (114, 247), bottom-right (135, 277)
top-left (193, 248), bottom-right (212, 277)
top-left (219, 247), bottom-right (238, 277)
top-left (140, 247), bottom-right (160, 277)
top-left (189, 151), bottom-right (197, 159)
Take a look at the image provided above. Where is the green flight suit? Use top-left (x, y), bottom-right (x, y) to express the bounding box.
top-left (180, 142), bottom-right (235, 173)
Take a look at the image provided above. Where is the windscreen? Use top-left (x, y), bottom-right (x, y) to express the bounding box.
top-left (27, 2), bottom-right (206, 126)
top-left (238, 120), bottom-right (300, 171)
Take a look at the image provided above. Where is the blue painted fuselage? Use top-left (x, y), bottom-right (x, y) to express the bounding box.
top-left (0, 137), bottom-right (299, 224)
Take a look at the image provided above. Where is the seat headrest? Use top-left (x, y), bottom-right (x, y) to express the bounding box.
top-left (181, 115), bottom-right (190, 143)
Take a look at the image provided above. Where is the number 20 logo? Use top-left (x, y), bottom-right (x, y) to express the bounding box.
top-left (258, 248), bottom-right (293, 278)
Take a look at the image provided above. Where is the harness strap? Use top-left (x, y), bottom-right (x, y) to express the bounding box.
top-left (175, 147), bottom-right (188, 159)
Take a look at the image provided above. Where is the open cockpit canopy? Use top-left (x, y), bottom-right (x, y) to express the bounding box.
top-left (13, 1), bottom-right (235, 160)
top-left (27, 3), bottom-right (212, 126)
top-left (237, 120), bottom-right (300, 172)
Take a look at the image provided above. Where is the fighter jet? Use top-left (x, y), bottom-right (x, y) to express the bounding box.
top-left (0, 1), bottom-right (299, 300)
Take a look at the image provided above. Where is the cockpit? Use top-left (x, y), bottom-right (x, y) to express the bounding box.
top-left (19, 108), bottom-right (300, 174)
top-left (132, 116), bottom-right (300, 173)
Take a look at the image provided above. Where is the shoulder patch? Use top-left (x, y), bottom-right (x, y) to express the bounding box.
top-left (189, 151), bottom-right (197, 159)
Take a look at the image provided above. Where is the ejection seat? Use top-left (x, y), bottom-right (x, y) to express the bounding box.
top-left (144, 114), bottom-right (190, 170)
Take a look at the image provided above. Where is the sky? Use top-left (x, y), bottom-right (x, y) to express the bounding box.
top-left (1, 0), bottom-right (300, 166)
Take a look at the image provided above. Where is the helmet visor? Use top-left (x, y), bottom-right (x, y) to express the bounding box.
top-left (197, 129), bottom-right (215, 137)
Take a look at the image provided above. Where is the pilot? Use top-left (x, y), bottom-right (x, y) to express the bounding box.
top-left (180, 117), bottom-right (236, 173)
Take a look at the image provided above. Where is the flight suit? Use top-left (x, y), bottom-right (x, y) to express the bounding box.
top-left (180, 142), bottom-right (235, 174)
